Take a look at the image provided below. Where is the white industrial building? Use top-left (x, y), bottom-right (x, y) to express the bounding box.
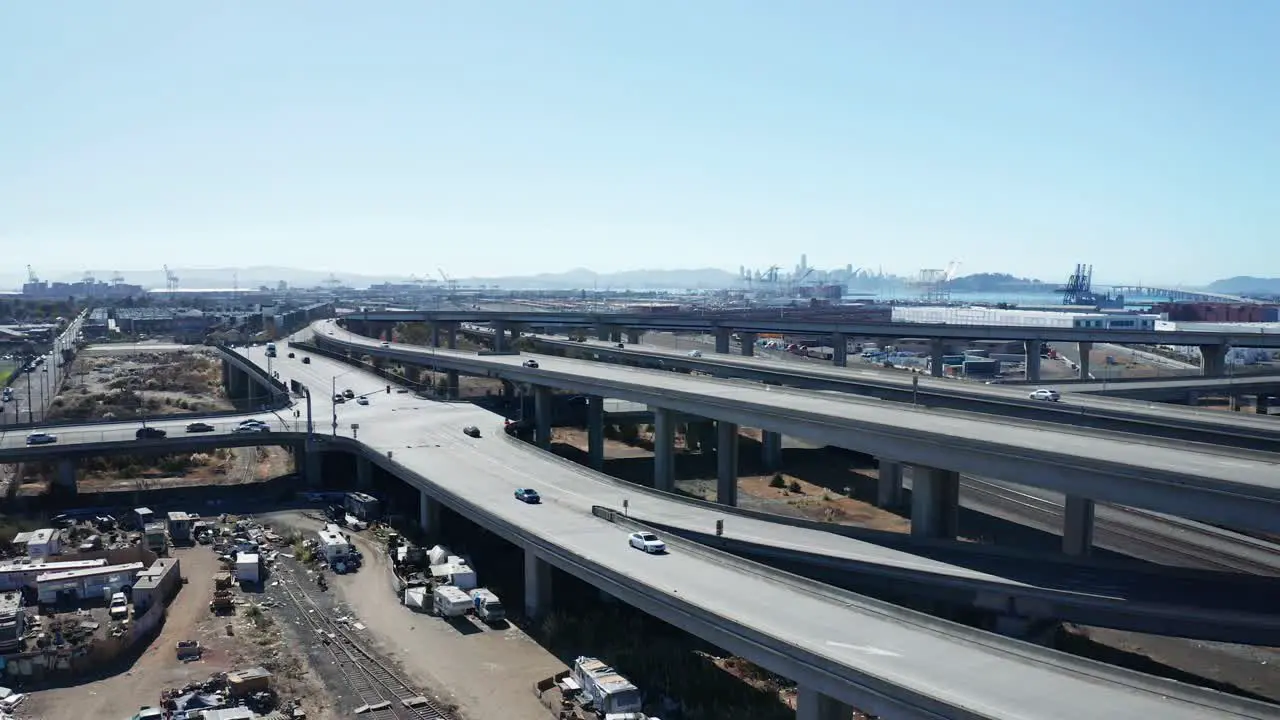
top-left (892, 306), bottom-right (1161, 330)
top-left (0, 558), bottom-right (107, 592)
top-left (1155, 321), bottom-right (1280, 365)
top-left (36, 562), bottom-right (143, 605)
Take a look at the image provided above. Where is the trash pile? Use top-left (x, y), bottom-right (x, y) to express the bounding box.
top-left (158, 667), bottom-right (301, 720)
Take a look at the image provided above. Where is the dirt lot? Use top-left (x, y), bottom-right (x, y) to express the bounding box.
top-left (551, 427), bottom-right (910, 534)
top-left (18, 445), bottom-right (293, 499)
top-left (49, 349), bottom-right (233, 421)
top-left (263, 511), bottom-right (561, 720)
top-left (22, 543), bottom-right (331, 720)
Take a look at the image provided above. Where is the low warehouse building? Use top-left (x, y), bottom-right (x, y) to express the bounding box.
top-left (0, 558), bottom-right (107, 592)
top-left (0, 591), bottom-right (28, 652)
top-left (24, 528), bottom-right (61, 559)
top-left (36, 562), bottom-right (144, 605)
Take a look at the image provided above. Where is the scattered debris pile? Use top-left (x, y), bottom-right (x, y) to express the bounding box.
top-left (155, 667), bottom-right (300, 720)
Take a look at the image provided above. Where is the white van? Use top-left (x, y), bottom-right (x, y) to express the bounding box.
top-left (433, 585), bottom-right (472, 618)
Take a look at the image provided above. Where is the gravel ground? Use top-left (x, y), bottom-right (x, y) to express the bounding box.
top-left (263, 512), bottom-right (563, 720)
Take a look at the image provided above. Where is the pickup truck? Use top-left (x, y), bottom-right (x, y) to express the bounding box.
top-left (109, 592), bottom-right (129, 620)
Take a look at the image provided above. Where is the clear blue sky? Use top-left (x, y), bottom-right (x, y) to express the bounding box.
top-left (2, 1), bottom-right (1275, 285)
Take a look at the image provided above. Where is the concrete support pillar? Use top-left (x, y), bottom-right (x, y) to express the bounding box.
top-left (1024, 340), bottom-right (1042, 383)
top-left (1199, 343), bottom-right (1227, 377)
top-left (1257, 395), bottom-right (1271, 415)
top-left (761, 430), bottom-right (782, 471)
top-left (609, 330), bottom-right (622, 343)
top-left (356, 455), bottom-right (372, 490)
top-left (716, 421), bottom-right (739, 506)
top-left (446, 370), bottom-right (459, 399)
top-left (714, 328), bottom-right (731, 354)
top-left (523, 547), bottom-right (553, 619)
top-left (652, 407), bottom-right (675, 492)
top-left (444, 324), bottom-right (458, 350)
top-left (832, 333), bottom-right (848, 367)
top-left (795, 685), bottom-right (852, 720)
top-left (596, 325), bottom-right (611, 342)
top-left (501, 380), bottom-right (515, 404)
top-left (910, 467), bottom-right (960, 539)
top-left (739, 332), bottom-right (756, 356)
top-left (534, 385), bottom-right (554, 449)
top-left (1187, 390), bottom-right (1200, 406)
top-left (492, 324), bottom-right (509, 353)
top-left (221, 358), bottom-right (230, 392)
top-left (304, 447), bottom-right (323, 487)
top-left (228, 366), bottom-right (248, 401)
top-left (1062, 495), bottom-right (1095, 556)
top-left (55, 458), bottom-right (77, 491)
top-left (418, 490), bottom-right (440, 534)
top-left (626, 330), bottom-right (641, 345)
top-left (930, 338), bottom-right (945, 378)
top-left (876, 459), bottom-right (903, 508)
top-left (1077, 341), bottom-right (1093, 379)
top-left (587, 396), bottom-right (605, 470)
top-left (430, 325), bottom-right (441, 348)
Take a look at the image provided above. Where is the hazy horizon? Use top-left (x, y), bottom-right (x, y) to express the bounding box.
top-left (3, 2), bottom-right (1275, 285)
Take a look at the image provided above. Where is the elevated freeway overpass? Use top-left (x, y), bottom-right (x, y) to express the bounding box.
top-left (5, 339), bottom-right (1278, 719)
top-left (341, 307), bottom-right (1280, 379)
top-left (521, 334), bottom-right (1280, 452)
top-left (312, 320), bottom-right (1280, 546)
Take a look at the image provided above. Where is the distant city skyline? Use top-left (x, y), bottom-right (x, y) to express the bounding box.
top-left (2, 2), bottom-right (1275, 285)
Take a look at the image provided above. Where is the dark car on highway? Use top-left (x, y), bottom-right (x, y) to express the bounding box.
top-left (186, 422), bottom-right (215, 433)
top-left (302, 357), bottom-right (311, 364)
top-left (136, 427), bottom-right (167, 440)
top-left (514, 488), bottom-right (541, 504)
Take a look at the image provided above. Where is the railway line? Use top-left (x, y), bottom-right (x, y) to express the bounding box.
top-left (273, 566), bottom-right (454, 720)
top-left (963, 477), bottom-right (1280, 575)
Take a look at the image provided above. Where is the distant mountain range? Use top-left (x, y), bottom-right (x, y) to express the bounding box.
top-left (1205, 276), bottom-right (1280, 296)
top-left (2, 265), bottom-right (1272, 296)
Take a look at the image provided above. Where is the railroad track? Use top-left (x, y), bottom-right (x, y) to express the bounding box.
top-left (274, 568), bottom-right (453, 720)
top-left (963, 477), bottom-right (1280, 576)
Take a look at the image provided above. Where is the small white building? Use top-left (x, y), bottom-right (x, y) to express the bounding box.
top-left (25, 528), bottom-right (61, 559)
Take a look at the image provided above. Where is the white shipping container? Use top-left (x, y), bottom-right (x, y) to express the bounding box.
top-left (235, 553), bottom-right (260, 583)
top-left (427, 545), bottom-right (453, 567)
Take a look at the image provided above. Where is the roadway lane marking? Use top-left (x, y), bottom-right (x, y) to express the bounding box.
top-left (826, 641), bottom-right (901, 657)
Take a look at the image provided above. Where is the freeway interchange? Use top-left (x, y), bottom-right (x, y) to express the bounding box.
top-left (6, 321), bottom-right (1280, 718)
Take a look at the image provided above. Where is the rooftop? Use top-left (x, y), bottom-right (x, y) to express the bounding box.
top-left (37, 562), bottom-right (144, 584)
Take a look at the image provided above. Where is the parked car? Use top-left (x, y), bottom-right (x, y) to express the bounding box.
top-left (25, 432), bottom-right (57, 446)
top-left (628, 531), bottom-right (666, 554)
top-left (135, 427), bottom-right (167, 439)
top-left (1028, 388), bottom-right (1061, 402)
top-left (356, 397), bottom-right (369, 405)
top-left (463, 425), bottom-right (481, 438)
top-left (514, 488), bottom-right (541, 504)
top-left (186, 422), bottom-right (215, 433)
top-left (302, 357), bottom-right (311, 364)
top-left (523, 360), bottom-right (539, 368)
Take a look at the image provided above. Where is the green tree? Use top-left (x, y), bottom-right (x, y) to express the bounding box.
top-left (395, 322), bottom-right (433, 346)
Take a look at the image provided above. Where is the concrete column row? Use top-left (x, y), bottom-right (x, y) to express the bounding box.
top-left (1199, 343), bottom-right (1228, 377)
top-left (524, 546), bottom-right (553, 619)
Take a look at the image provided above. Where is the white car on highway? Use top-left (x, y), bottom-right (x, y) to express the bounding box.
top-left (1028, 388), bottom-right (1061, 402)
top-left (687, 350), bottom-right (702, 358)
top-left (26, 432), bottom-right (57, 446)
top-left (628, 531), bottom-right (666, 554)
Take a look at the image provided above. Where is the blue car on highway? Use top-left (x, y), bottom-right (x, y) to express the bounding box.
top-left (514, 488), bottom-right (541, 504)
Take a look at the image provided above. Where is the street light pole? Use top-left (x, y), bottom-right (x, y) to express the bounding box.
top-left (331, 376), bottom-right (338, 436)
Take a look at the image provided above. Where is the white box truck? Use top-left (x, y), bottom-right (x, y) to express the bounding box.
top-left (469, 588), bottom-right (505, 623)
top-left (432, 585), bottom-right (471, 618)
top-left (235, 553), bottom-right (261, 583)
